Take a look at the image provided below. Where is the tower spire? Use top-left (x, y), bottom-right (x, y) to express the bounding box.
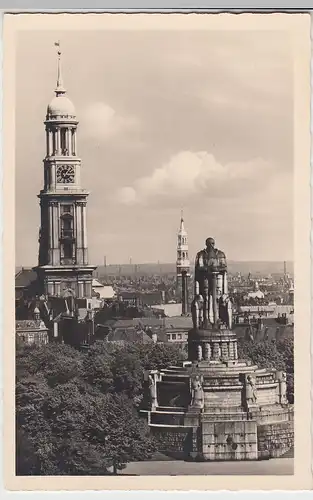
top-left (179, 209), bottom-right (186, 233)
top-left (176, 212), bottom-right (190, 316)
top-left (54, 41), bottom-right (66, 96)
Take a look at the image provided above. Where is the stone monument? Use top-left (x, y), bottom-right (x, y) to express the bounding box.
top-left (142, 237), bottom-right (294, 461)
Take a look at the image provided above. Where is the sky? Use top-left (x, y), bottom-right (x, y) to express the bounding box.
top-left (15, 29), bottom-right (294, 266)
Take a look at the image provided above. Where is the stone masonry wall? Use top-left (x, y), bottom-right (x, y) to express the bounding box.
top-left (201, 420), bottom-right (258, 461)
top-left (257, 421), bottom-right (294, 459)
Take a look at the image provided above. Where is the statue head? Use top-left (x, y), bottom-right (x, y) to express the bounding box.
top-left (206, 237), bottom-right (215, 249)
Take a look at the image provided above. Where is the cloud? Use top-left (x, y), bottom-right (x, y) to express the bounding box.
top-left (116, 150), bottom-right (274, 206)
top-left (81, 101), bottom-right (139, 141)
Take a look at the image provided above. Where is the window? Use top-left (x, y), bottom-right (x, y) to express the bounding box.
top-left (63, 241), bottom-right (73, 259)
top-left (61, 204), bottom-right (73, 215)
top-left (178, 334), bottom-right (182, 340)
top-left (60, 128), bottom-right (68, 154)
top-left (63, 218), bottom-right (72, 231)
top-left (172, 333), bottom-right (176, 340)
top-left (61, 212), bottom-right (74, 240)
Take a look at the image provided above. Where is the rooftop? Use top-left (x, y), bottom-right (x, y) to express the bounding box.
top-left (15, 268), bottom-right (37, 289)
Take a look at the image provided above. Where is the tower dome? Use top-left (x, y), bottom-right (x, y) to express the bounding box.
top-left (47, 95), bottom-right (76, 119)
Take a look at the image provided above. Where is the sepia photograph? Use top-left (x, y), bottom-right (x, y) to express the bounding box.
top-left (3, 12), bottom-right (311, 491)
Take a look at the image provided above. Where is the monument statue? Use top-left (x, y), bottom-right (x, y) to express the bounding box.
top-left (244, 374), bottom-right (257, 406)
top-left (192, 237), bottom-right (232, 329)
top-left (190, 374), bottom-right (204, 409)
top-left (277, 371), bottom-right (288, 404)
top-left (191, 285), bottom-right (204, 329)
top-left (149, 372), bottom-right (159, 408)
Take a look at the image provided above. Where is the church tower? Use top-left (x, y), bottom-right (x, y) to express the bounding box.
top-left (176, 211), bottom-right (190, 315)
top-left (34, 43), bottom-right (96, 298)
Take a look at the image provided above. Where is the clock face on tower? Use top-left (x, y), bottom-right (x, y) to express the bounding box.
top-left (56, 165), bottom-right (75, 184)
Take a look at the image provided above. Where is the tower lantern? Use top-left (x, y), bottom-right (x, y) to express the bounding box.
top-left (34, 42), bottom-right (96, 299)
top-left (176, 211), bottom-right (190, 315)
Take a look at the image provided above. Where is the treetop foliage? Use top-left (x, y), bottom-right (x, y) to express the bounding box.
top-left (16, 340), bottom-right (187, 475)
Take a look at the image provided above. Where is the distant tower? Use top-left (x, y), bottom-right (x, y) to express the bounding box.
top-left (34, 42), bottom-right (96, 298)
top-left (283, 260), bottom-right (288, 283)
top-left (176, 211), bottom-right (190, 315)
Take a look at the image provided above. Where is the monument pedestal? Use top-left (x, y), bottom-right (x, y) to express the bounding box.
top-left (144, 351), bottom-right (293, 460)
top-left (142, 237), bottom-right (293, 461)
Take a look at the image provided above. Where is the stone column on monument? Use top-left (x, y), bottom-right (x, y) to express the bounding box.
top-left (212, 342), bottom-right (220, 360)
top-left (228, 341), bottom-right (234, 359)
top-left (203, 278), bottom-right (209, 328)
top-left (216, 274), bottom-right (223, 297)
top-left (204, 343), bottom-right (211, 360)
top-left (197, 344), bottom-right (203, 361)
top-left (234, 341), bottom-right (238, 360)
top-left (212, 272), bottom-right (218, 325)
top-left (223, 272), bottom-right (228, 294)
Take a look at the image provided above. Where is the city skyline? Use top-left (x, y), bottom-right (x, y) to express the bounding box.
top-left (16, 29), bottom-right (293, 266)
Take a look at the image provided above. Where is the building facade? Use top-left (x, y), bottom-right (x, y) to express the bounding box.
top-left (34, 45), bottom-right (96, 299)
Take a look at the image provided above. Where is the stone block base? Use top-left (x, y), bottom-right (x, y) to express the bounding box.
top-left (202, 420), bottom-right (258, 460)
top-left (257, 421), bottom-right (294, 459)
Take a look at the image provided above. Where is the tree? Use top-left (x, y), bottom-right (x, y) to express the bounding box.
top-left (86, 393), bottom-right (155, 474)
top-left (142, 342), bottom-right (187, 371)
top-left (16, 344), bottom-right (157, 475)
top-left (237, 337), bottom-right (294, 403)
top-left (16, 428), bottom-right (41, 475)
top-left (82, 341), bottom-right (187, 402)
top-left (16, 343), bottom-right (84, 387)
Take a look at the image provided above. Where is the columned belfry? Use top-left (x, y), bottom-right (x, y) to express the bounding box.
top-left (34, 43), bottom-right (96, 298)
top-left (176, 211), bottom-right (190, 315)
